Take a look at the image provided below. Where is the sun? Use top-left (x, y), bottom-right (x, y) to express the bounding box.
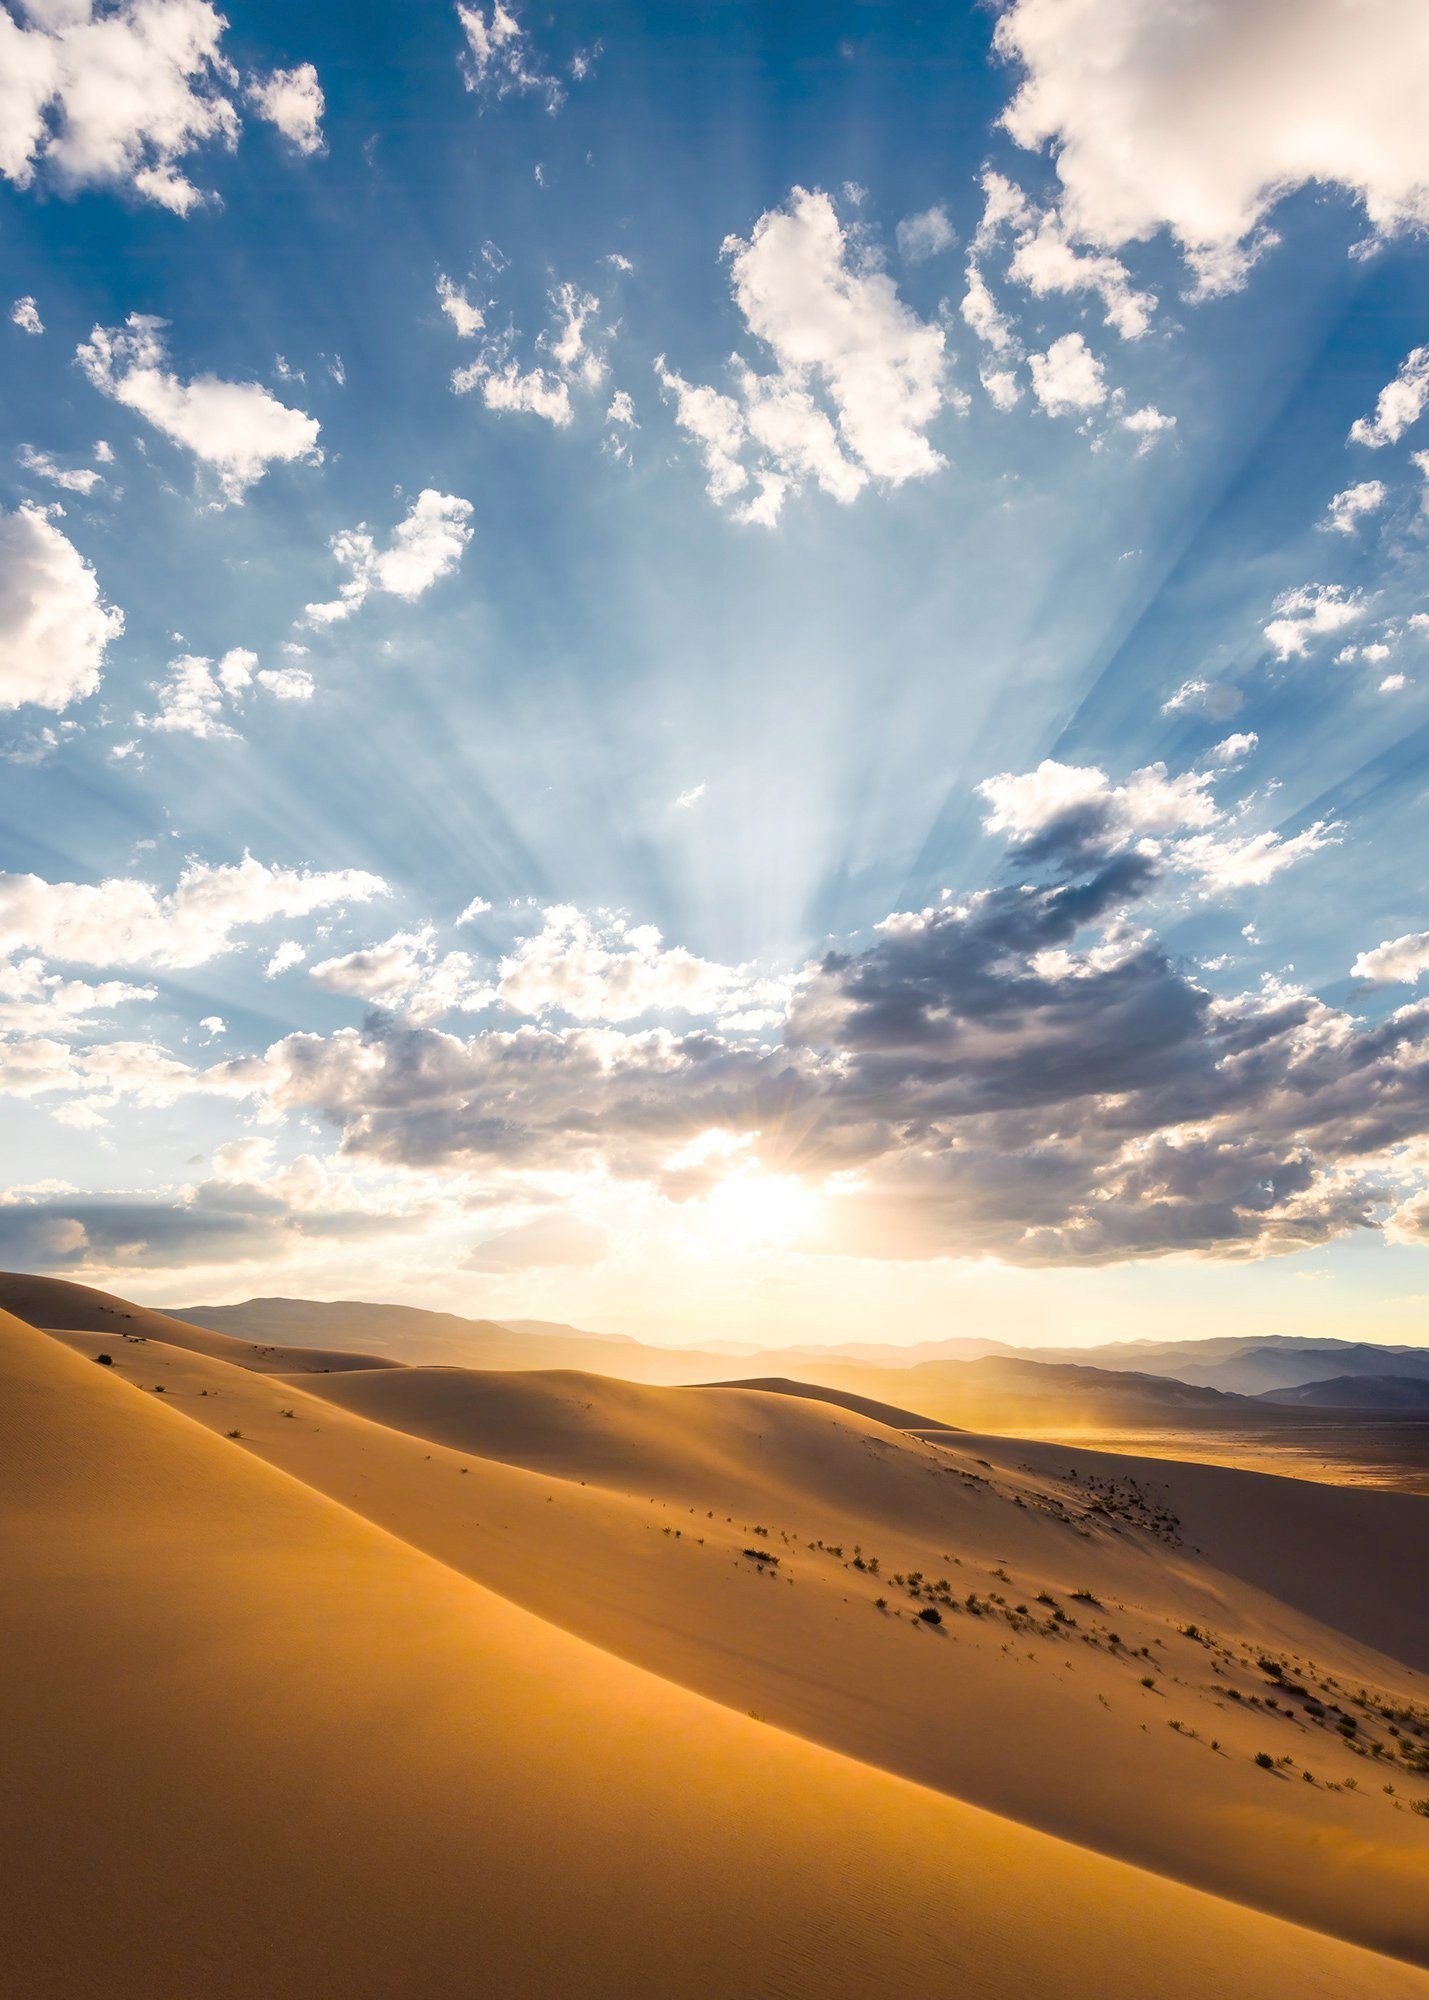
top-left (702, 1167), bottom-right (819, 1250)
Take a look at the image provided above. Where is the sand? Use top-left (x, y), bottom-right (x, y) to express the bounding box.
top-left (4, 1277), bottom-right (1429, 1997)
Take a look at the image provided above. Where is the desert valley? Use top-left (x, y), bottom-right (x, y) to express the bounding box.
top-left (3, 1270), bottom-right (1427, 1997)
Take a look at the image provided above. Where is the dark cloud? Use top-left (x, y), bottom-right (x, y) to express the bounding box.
top-left (227, 832), bottom-right (1429, 1265)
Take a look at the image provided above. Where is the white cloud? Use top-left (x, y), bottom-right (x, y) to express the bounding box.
top-left (659, 187), bottom-right (950, 524)
top-left (980, 758), bottom-right (1218, 846)
top-left (437, 273), bottom-right (486, 339)
top-left (979, 366), bottom-right (1023, 411)
top-left (978, 754), bottom-right (1338, 895)
top-left (960, 260), bottom-right (1018, 356)
top-left (17, 443), bottom-right (104, 494)
top-left (311, 924), bottom-right (491, 1022)
top-left (457, 2), bottom-right (565, 111)
top-left (198, 1014), bottom-right (225, 1040)
top-left (0, 854), bottom-right (386, 970)
top-left (1323, 478), bottom-right (1388, 532)
top-left (455, 895), bottom-right (492, 925)
top-left (1027, 332), bottom-right (1106, 416)
top-left (727, 187), bottom-right (948, 486)
top-left (0, 0), bottom-right (321, 213)
top-left (1352, 931), bottom-right (1429, 984)
top-left (247, 63), bottom-right (324, 155)
top-left (1263, 583), bottom-right (1368, 659)
top-left (265, 939), bottom-right (307, 978)
top-left (1121, 404), bottom-right (1176, 452)
top-left (135, 646), bottom-right (308, 739)
top-left (303, 489), bottom-right (473, 625)
top-left (77, 316), bottom-right (321, 502)
top-left (1205, 731), bottom-right (1258, 769)
top-left (497, 906), bottom-right (753, 1022)
top-left (0, 503), bottom-right (123, 712)
top-left (1380, 672), bottom-right (1407, 692)
top-left (10, 295), bottom-right (42, 335)
top-left (996, 0), bottom-right (1429, 293)
top-left (896, 203), bottom-right (955, 263)
top-left (999, 198), bottom-right (1156, 339)
top-left (673, 782), bottom-right (706, 809)
top-left (448, 281), bottom-right (604, 428)
top-left (1349, 348), bottom-right (1429, 448)
top-left (0, 956), bottom-right (154, 1034)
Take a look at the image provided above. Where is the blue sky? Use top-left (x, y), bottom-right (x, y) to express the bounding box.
top-left (3, 0), bottom-right (1429, 1346)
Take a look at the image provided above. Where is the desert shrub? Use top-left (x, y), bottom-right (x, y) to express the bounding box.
top-left (94, 1353), bottom-right (113, 1366)
top-left (1409, 1799), bottom-right (1429, 1819)
top-left (1141, 1676), bottom-right (1157, 1689)
top-left (226, 1429), bottom-right (242, 1439)
top-left (1255, 1752), bottom-right (1275, 1770)
top-left (918, 1607), bottom-right (942, 1626)
top-left (742, 1548), bottom-right (778, 1566)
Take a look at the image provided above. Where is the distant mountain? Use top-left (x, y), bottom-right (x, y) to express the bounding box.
top-left (163, 1296), bottom-right (738, 1385)
top-left (992, 1337), bottom-right (1429, 1398)
top-left (1258, 1375), bottom-right (1429, 1411)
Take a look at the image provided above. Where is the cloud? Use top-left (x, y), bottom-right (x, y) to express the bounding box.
top-left (0, 853), bottom-right (386, 970)
top-left (246, 63), bottom-right (324, 154)
top-left (1204, 731), bottom-right (1258, 769)
top-left (0, 0), bottom-right (321, 212)
top-left (974, 173), bottom-right (1157, 339)
top-left (496, 906), bottom-right (753, 1023)
top-left (437, 273), bottom-right (486, 338)
top-left (463, 1212), bottom-right (607, 1271)
top-left (303, 490), bottom-right (473, 625)
top-left (658, 188), bottom-right (951, 523)
top-left (1027, 332), bottom-right (1107, 416)
top-left (0, 502), bottom-right (123, 711)
top-left (457, 2), bottom-right (566, 112)
top-left (17, 443), bottom-right (104, 494)
top-left (1263, 583), bottom-right (1368, 659)
top-left (1352, 932), bottom-right (1429, 984)
top-left (265, 939), bottom-right (307, 978)
top-left (0, 957), bottom-right (154, 1034)
top-left (1121, 405), bottom-right (1175, 452)
top-left (135, 646), bottom-right (314, 738)
top-left (310, 924), bottom-right (491, 1023)
top-left (1323, 478), bottom-right (1388, 532)
top-left (76, 316), bottom-right (321, 502)
top-left (895, 203), bottom-right (955, 263)
top-left (1349, 347), bottom-right (1429, 448)
top-left (996, 0), bottom-right (1429, 294)
top-left (976, 754), bottom-right (1338, 893)
top-left (10, 295), bottom-right (42, 335)
top-left (446, 280), bottom-right (605, 428)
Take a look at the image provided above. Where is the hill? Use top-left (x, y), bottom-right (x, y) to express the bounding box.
top-left (1260, 1376), bottom-right (1429, 1411)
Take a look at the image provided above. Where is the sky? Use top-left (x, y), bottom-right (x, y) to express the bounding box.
top-left (3, 0), bottom-right (1429, 1349)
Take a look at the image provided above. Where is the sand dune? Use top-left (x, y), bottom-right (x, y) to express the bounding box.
top-left (13, 1306), bottom-right (1429, 1997)
top-left (0, 1269), bottom-right (398, 1374)
top-left (24, 1309), bottom-right (1428, 1971)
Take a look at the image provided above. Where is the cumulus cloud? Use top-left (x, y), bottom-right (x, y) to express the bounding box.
top-left (76, 315), bottom-right (321, 502)
top-left (895, 203), bottom-right (955, 263)
top-left (0, 0), bottom-right (321, 212)
top-left (246, 62), bottom-right (324, 154)
top-left (658, 186), bottom-right (950, 524)
top-left (974, 172), bottom-right (1157, 339)
top-left (457, 2), bottom-right (566, 112)
top-left (310, 925), bottom-right (491, 1023)
top-left (0, 853), bottom-right (386, 970)
top-left (303, 490), bottom-right (473, 625)
top-left (996, 0), bottom-right (1429, 294)
top-left (1263, 583), bottom-right (1369, 659)
top-left (136, 646), bottom-right (314, 738)
top-left (1027, 332), bottom-right (1106, 416)
top-left (446, 280), bottom-right (605, 428)
top-left (977, 754), bottom-right (1337, 895)
top-left (0, 503), bottom-right (123, 711)
top-left (11, 295), bottom-right (42, 335)
top-left (1323, 478), bottom-right (1388, 532)
top-left (1352, 932), bottom-right (1429, 984)
top-left (1349, 347), bottom-right (1429, 448)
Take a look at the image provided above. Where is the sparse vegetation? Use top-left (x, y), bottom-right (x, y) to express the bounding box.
top-left (94, 1353), bottom-right (113, 1366)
